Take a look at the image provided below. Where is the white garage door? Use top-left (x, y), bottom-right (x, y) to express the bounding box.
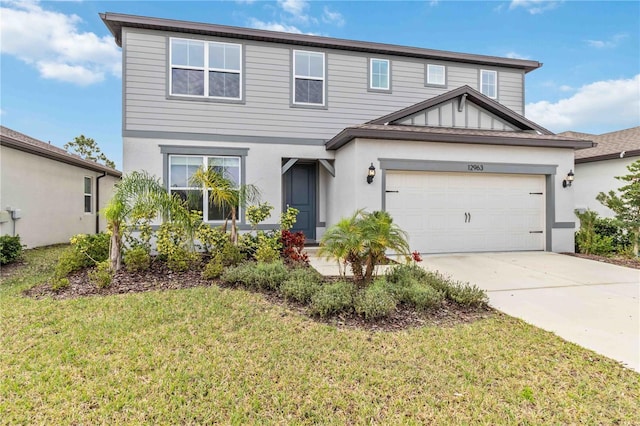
top-left (386, 171), bottom-right (545, 254)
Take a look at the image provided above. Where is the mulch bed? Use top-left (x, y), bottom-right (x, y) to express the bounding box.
top-left (562, 252), bottom-right (640, 270)
top-left (23, 262), bottom-right (493, 331)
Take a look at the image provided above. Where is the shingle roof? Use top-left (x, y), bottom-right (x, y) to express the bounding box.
top-left (100, 12), bottom-right (542, 73)
top-left (326, 124), bottom-right (595, 151)
top-left (0, 126), bottom-right (121, 176)
top-left (558, 127), bottom-right (640, 163)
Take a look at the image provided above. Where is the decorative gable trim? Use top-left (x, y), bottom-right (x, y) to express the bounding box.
top-left (367, 85), bottom-right (553, 135)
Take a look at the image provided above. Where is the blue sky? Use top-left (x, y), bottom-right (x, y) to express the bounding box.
top-left (1, 0), bottom-right (639, 169)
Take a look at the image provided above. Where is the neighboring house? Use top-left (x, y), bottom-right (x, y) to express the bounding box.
top-left (101, 13), bottom-right (593, 254)
top-left (0, 126), bottom-right (122, 248)
top-left (559, 127), bottom-right (640, 218)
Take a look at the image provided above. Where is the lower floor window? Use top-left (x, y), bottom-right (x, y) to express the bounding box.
top-left (169, 155), bottom-right (241, 221)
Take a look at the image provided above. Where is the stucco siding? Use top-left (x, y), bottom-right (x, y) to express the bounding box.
top-left (574, 157), bottom-right (638, 218)
top-left (329, 139), bottom-right (575, 252)
top-left (0, 146), bottom-right (119, 248)
top-left (123, 28), bottom-right (525, 140)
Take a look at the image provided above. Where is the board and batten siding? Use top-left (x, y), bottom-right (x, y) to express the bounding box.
top-left (123, 28), bottom-right (525, 140)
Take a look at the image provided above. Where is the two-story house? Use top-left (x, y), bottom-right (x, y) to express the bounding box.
top-left (101, 12), bottom-right (593, 254)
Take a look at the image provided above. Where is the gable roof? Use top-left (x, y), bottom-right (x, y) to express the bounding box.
top-left (100, 12), bottom-right (542, 73)
top-left (368, 85), bottom-right (553, 134)
top-left (0, 126), bottom-right (122, 177)
top-left (558, 126), bottom-right (640, 163)
top-left (325, 124), bottom-right (595, 151)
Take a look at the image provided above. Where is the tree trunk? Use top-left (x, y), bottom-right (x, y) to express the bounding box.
top-left (634, 227), bottom-right (639, 257)
top-left (230, 207), bottom-right (238, 245)
top-left (109, 221), bottom-right (122, 271)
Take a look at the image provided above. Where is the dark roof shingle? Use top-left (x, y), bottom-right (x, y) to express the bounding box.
top-left (558, 127), bottom-right (640, 163)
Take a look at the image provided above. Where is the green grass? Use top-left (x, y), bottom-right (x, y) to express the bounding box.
top-left (1, 246), bottom-right (639, 424)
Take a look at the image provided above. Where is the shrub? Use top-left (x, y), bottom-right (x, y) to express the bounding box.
top-left (157, 222), bottom-right (201, 271)
top-left (167, 247), bottom-right (200, 272)
top-left (221, 261), bottom-right (289, 291)
top-left (355, 279), bottom-right (397, 319)
top-left (219, 242), bottom-right (245, 267)
top-left (246, 202), bottom-right (274, 230)
top-left (280, 267), bottom-right (324, 303)
top-left (310, 281), bottom-right (356, 318)
top-left (575, 210), bottom-right (615, 256)
top-left (53, 248), bottom-right (85, 280)
top-left (51, 278), bottom-right (70, 291)
top-left (255, 244), bottom-right (280, 263)
top-left (253, 232), bottom-right (282, 263)
top-left (69, 233), bottom-right (110, 265)
top-left (202, 256), bottom-right (224, 280)
top-left (386, 263), bottom-right (429, 285)
top-left (405, 284), bottom-right (444, 311)
top-left (123, 246), bottom-right (151, 272)
top-left (280, 206), bottom-right (300, 231)
top-left (447, 282), bottom-right (488, 307)
top-left (595, 218), bottom-right (632, 253)
top-left (88, 261), bottom-right (113, 288)
top-left (195, 224), bottom-right (227, 254)
top-left (280, 229), bottom-right (309, 265)
top-left (0, 235), bottom-right (23, 265)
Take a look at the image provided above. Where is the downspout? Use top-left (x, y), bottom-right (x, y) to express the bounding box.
top-left (96, 172), bottom-right (107, 234)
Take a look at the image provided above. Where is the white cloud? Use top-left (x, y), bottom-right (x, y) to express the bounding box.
top-left (0, 0), bottom-right (120, 86)
top-left (322, 7), bottom-right (344, 27)
top-left (248, 18), bottom-right (303, 34)
top-left (525, 75), bottom-right (640, 132)
top-left (278, 0), bottom-right (309, 22)
top-left (559, 85), bottom-right (574, 92)
top-left (586, 33), bottom-right (628, 49)
top-left (505, 51), bottom-right (531, 60)
top-left (509, 0), bottom-right (560, 14)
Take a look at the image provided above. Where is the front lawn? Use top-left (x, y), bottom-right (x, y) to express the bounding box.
top-left (1, 246), bottom-right (638, 424)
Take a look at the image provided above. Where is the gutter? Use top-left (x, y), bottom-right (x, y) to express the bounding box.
top-left (96, 172), bottom-right (107, 234)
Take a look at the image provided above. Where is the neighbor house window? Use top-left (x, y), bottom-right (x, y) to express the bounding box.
top-left (169, 155), bottom-right (241, 221)
top-left (293, 50), bottom-right (325, 105)
top-left (369, 58), bottom-right (390, 90)
top-left (426, 64), bottom-right (446, 86)
top-left (480, 69), bottom-right (497, 98)
top-left (170, 38), bottom-right (242, 100)
top-left (84, 177), bottom-right (92, 213)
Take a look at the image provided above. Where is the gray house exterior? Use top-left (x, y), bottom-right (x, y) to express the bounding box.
top-left (102, 13), bottom-right (593, 254)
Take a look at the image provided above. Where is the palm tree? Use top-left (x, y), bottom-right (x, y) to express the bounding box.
top-left (104, 171), bottom-right (186, 271)
top-left (319, 210), bottom-right (410, 285)
top-left (189, 166), bottom-right (261, 244)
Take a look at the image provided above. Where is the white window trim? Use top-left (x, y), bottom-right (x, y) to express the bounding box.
top-left (83, 176), bottom-right (92, 214)
top-left (169, 38), bottom-right (243, 101)
top-left (168, 155), bottom-right (242, 223)
top-left (369, 58), bottom-right (390, 90)
top-left (426, 64), bottom-right (446, 86)
top-left (480, 69), bottom-right (498, 99)
top-left (292, 49), bottom-right (325, 106)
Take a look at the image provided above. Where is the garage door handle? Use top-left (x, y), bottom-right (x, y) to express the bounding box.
top-left (465, 212), bottom-right (468, 223)
top-left (385, 190), bottom-right (399, 193)
top-left (529, 231), bottom-right (543, 234)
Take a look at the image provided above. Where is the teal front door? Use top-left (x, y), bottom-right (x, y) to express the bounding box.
top-left (284, 163), bottom-right (316, 240)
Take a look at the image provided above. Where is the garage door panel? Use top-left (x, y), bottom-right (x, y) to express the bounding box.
top-left (386, 171), bottom-right (545, 254)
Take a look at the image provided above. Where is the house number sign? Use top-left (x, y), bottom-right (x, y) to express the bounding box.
top-left (467, 164), bottom-right (484, 172)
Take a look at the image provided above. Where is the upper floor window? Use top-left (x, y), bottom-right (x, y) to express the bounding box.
top-left (426, 64), bottom-right (446, 86)
top-left (169, 155), bottom-right (241, 222)
top-left (83, 177), bottom-right (92, 213)
top-left (170, 38), bottom-right (242, 100)
top-left (369, 58), bottom-right (390, 91)
top-left (480, 69), bottom-right (497, 99)
top-left (293, 50), bottom-right (325, 106)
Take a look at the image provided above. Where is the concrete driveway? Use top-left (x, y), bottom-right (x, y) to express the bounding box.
top-left (423, 252), bottom-right (639, 372)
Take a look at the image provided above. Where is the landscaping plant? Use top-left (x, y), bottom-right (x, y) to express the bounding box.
top-left (0, 235), bottom-right (23, 265)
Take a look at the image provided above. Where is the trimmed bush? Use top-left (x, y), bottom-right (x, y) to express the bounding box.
top-left (53, 248), bottom-right (85, 280)
top-left (202, 256), bottom-right (224, 280)
top-left (447, 282), bottom-right (488, 307)
top-left (0, 235), bottom-right (23, 265)
top-left (219, 243), bottom-right (245, 267)
top-left (405, 284), bottom-right (444, 311)
top-left (123, 246), bottom-right (151, 272)
top-left (310, 281), bottom-right (355, 318)
top-left (385, 263), bottom-right (428, 285)
top-left (88, 261), bottom-right (113, 288)
top-left (355, 279), bottom-right (397, 319)
top-left (221, 261), bottom-right (289, 291)
top-left (280, 266), bottom-right (324, 303)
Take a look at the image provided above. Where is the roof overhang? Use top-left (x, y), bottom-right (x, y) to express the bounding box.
top-left (100, 12), bottom-right (542, 73)
top-left (576, 150), bottom-right (640, 164)
top-left (1, 136), bottom-right (122, 177)
top-left (325, 125), bottom-right (596, 151)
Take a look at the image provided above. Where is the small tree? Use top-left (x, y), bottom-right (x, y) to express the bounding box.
top-left (104, 171), bottom-right (186, 271)
top-left (189, 167), bottom-right (260, 244)
top-left (64, 135), bottom-right (116, 169)
top-left (319, 210), bottom-right (410, 285)
top-left (596, 159), bottom-right (640, 256)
